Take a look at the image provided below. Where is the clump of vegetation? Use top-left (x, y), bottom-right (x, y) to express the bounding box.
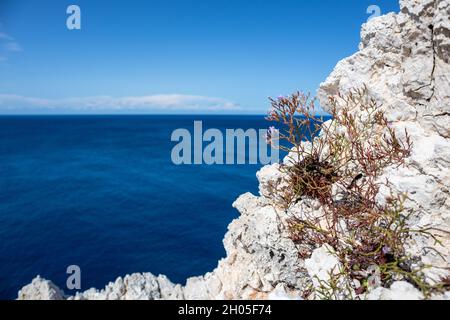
top-left (266, 87), bottom-right (444, 298)
top-left (287, 156), bottom-right (339, 200)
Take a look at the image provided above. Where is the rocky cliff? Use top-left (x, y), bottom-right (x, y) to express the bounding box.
top-left (18, 0), bottom-right (450, 300)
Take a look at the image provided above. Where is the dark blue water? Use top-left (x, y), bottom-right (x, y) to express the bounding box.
top-left (0, 115), bottom-right (285, 299)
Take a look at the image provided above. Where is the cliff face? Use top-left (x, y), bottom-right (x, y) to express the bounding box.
top-left (318, 0), bottom-right (450, 285)
top-left (18, 0), bottom-right (450, 300)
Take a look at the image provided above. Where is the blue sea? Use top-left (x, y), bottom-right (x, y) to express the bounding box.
top-left (0, 115), bottom-right (283, 299)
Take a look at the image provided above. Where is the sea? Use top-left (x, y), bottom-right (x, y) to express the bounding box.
top-left (0, 115), bottom-right (293, 299)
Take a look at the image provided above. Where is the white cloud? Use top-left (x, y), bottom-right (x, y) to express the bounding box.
top-left (0, 32), bottom-right (13, 41)
top-left (4, 41), bottom-right (22, 52)
top-left (0, 27), bottom-right (22, 61)
top-left (0, 94), bottom-right (241, 113)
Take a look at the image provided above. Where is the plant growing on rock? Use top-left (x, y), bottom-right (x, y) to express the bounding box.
top-left (266, 87), bottom-right (444, 298)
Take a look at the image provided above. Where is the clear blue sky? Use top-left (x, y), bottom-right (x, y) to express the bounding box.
top-left (0, 0), bottom-right (399, 114)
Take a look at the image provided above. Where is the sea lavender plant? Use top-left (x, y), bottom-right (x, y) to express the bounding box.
top-left (265, 87), bottom-right (445, 299)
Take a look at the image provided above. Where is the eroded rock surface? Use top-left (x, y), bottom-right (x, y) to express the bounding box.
top-left (318, 0), bottom-right (450, 286)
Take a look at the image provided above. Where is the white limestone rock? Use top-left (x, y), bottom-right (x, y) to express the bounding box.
top-left (305, 245), bottom-right (341, 284)
top-left (366, 281), bottom-right (424, 300)
top-left (184, 273), bottom-right (221, 300)
top-left (267, 283), bottom-right (303, 300)
top-left (17, 276), bottom-right (65, 300)
top-left (69, 273), bottom-right (184, 300)
top-left (183, 193), bottom-right (307, 300)
top-left (304, 245), bottom-right (355, 299)
top-left (256, 163), bottom-right (285, 200)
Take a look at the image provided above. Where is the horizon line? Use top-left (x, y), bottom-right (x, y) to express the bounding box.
top-left (0, 113), bottom-right (332, 117)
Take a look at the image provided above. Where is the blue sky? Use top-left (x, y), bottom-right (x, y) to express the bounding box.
top-left (0, 0), bottom-right (399, 114)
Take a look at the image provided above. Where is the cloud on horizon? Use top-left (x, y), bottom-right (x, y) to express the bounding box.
top-left (0, 94), bottom-right (241, 114)
top-left (0, 27), bottom-right (22, 61)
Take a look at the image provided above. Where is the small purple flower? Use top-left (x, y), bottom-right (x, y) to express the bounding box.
top-left (382, 246), bottom-right (391, 255)
top-left (277, 95), bottom-right (285, 101)
top-left (265, 126), bottom-right (279, 144)
top-left (268, 126), bottom-right (277, 135)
